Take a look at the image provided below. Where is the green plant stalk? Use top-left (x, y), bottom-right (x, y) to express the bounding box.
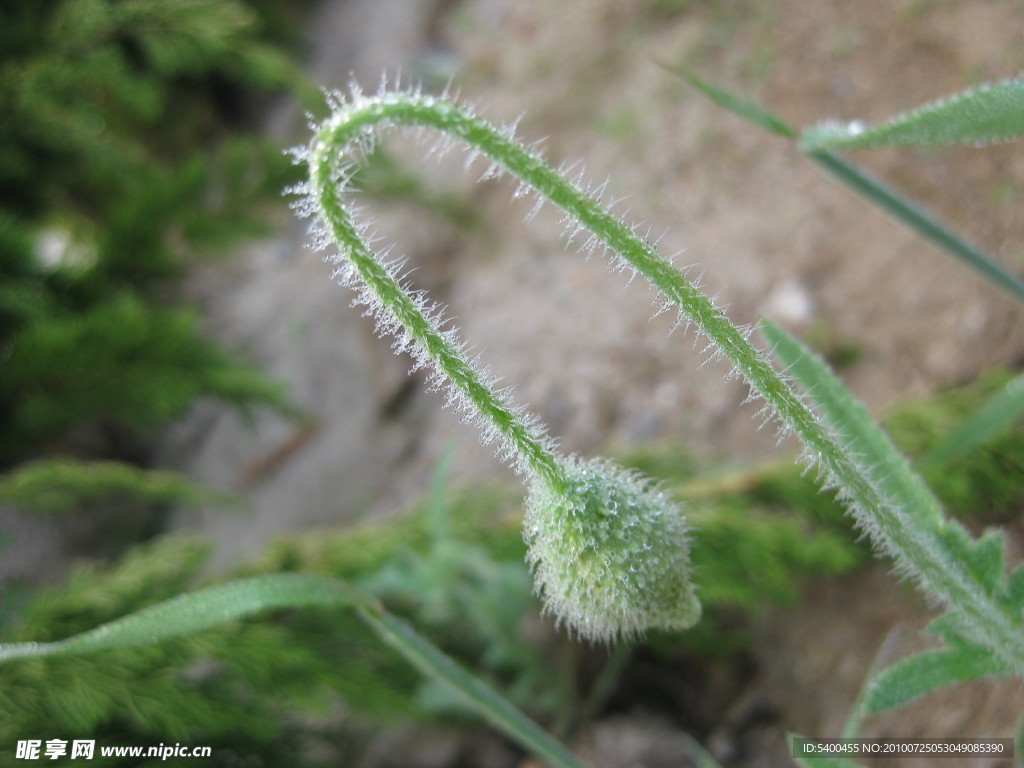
top-left (309, 98), bottom-right (565, 492)
top-left (356, 605), bottom-right (585, 768)
top-left (807, 151), bottom-right (1024, 303)
top-left (760, 320), bottom-right (944, 529)
top-left (306, 90), bottom-right (1024, 668)
top-left (313, 96), bottom-right (702, 642)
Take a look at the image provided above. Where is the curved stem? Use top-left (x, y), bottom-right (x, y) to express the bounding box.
top-left (305, 89), bottom-right (1024, 668)
top-left (309, 96), bottom-right (566, 491)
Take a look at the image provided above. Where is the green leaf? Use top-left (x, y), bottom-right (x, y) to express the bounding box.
top-left (356, 607), bottom-right (585, 768)
top-left (0, 458), bottom-right (235, 513)
top-left (938, 523), bottom-right (1006, 596)
top-left (659, 64), bottom-right (797, 137)
top-left (759, 322), bottom-right (1024, 665)
top-left (865, 646), bottom-right (1011, 714)
top-left (0, 574), bottom-right (367, 662)
top-left (760, 320), bottom-right (943, 528)
top-left (800, 77), bottom-right (1024, 151)
top-left (802, 152), bottom-right (1024, 303)
top-left (1001, 563), bottom-right (1024, 614)
top-left (926, 372), bottom-right (1024, 464)
top-left (926, 610), bottom-right (978, 644)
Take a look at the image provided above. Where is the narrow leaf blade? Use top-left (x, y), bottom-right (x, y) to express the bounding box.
top-left (356, 606), bottom-right (586, 768)
top-left (660, 64), bottom-right (797, 138)
top-left (801, 77), bottom-right (1024, 151)
top-left (0, 575), bottom-right (585, 768)
top-left (669, 69), bottom-right (1024, 303)
top-left (805, 152), bottom-right (1024, 303)
top-left (865, 646), bottom-right (1010, 715)
top-left (927, 372), bottom-right (1024, 463)
top-left (0, 573), bottom-right (367, 662)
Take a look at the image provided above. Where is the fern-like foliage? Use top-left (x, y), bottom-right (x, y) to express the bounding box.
top-left (0, 0), bottom-right (308, 498)
top-left (0, 458), bottom-right (233, 513)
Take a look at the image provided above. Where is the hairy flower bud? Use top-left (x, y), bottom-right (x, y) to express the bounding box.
top-left (524, 457), bottom-right (700, 642)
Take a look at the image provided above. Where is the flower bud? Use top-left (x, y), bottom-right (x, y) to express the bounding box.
top-left (524, 457), bottom-right (700, 642)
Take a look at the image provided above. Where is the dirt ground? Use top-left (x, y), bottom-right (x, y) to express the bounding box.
top-left (168, 0), bottom-right (1024, 765)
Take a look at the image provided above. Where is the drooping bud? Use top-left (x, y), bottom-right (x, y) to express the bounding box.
top-left (524, 457), bottom-right (700, 642)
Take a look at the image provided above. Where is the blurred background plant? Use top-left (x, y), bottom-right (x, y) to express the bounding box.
top-left (0, 0), bottom-right (317, 517)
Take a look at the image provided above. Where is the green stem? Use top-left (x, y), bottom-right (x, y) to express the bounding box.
top-left (309, 95), bottom-right (566, 491)
top-left (808, 151), bottom-right (1024, 303)
top-left (357, 605), bottom-right (587, 768)
top-left (305, 90), bottom-right (1024, 668)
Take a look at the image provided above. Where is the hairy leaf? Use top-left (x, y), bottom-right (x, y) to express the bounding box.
top-left (801, 77), bottom-right (1024, 151)
top-left (865, 646), bottom-right (1011, 714)
top-left (761, 320), bottom-right (943, 527)
top-left (0, 574), bottom-right (366, 662)
top-left (0, 572), bottom-right (583, 768)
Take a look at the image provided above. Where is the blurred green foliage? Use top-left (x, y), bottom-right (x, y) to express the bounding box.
top-left (0, 487), bottom-right (527, 767)
top-left (0, 459), bottom-right (865, 764)
top-left (884, 368), bottom-right (1024, 522)
top-left (0, 0), bottom-right (312, 474)
top-left (0, 537), bottom-right (408, 767)
top-left (0, 458), bottom-right (234, 513)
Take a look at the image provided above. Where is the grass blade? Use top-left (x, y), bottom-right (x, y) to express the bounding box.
top-left (669, 69), bottom-right (1024, 303)
top-left (356, 606), bottom-right (587, 768)
top-left (800, 77), bottom-right (1024, 151)
top-left (805, 152), bottom-right (1024, 303)
top-left (926, 372), bottom-right (1024, 464)
top-left (0, 573), bottom-right (367, 662)
top-left (657, 64), bottom-right (797, 138)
